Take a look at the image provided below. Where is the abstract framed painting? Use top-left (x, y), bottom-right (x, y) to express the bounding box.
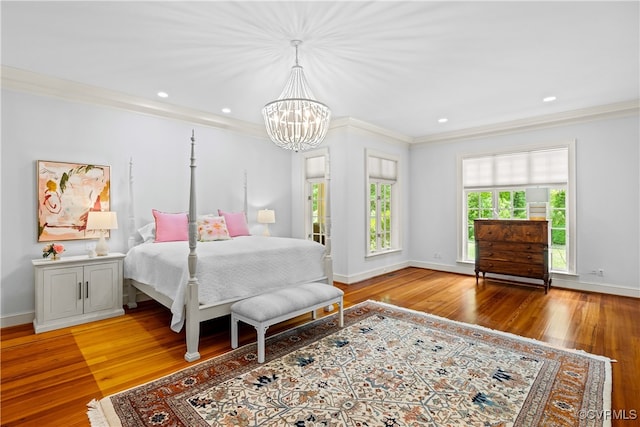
top-left (37, 160), bottom-right (111, 242)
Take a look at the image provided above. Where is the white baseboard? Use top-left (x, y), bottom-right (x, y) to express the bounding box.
top-left (334, 261), bottom-right (411, 284)
top-left (1, 311), bottom-right (35, 329)
top-left (410, 261), bottom-right (639, 298)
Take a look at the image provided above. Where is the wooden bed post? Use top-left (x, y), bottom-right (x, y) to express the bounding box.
top-left (243, 169), bottom-right (248, 222)
top-left (324, 149), bottom-right (334, 286)
top-left (126, 158), bottom-right (138, 309)
top-left (184, 130), bottom-right (201, 362)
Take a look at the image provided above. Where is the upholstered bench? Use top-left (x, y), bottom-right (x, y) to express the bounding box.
top-left (230, 282), bottom-right (344, 363)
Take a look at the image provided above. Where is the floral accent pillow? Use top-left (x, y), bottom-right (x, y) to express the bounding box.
top-left (198, 215), bottom-right (231, 241)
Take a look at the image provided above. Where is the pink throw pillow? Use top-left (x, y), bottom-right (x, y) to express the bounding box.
top-left (198, 215), bottom-right (230, 241)
top-left (152, 209), bottom-right (188, 242)
top-left (218, 210), bottom-right (250, 237)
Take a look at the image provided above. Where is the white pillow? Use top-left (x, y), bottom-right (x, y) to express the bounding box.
top-left (137, 222), bottom-right (156, 243)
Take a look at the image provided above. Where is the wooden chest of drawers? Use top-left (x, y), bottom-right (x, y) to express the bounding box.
top-left (474, 219), bottom-right (551, 293)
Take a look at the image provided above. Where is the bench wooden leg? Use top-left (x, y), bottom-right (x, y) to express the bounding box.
top-left (256, 324), bottom-right (269, 363)
top-left (231, 314), bottom-right (238, 349)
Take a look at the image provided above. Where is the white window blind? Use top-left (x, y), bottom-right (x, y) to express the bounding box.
top-left (463, 147), bottom-right (568, 188)
top-left (368, 156), bottom-right (397, 181)
top-left (306, 155), bottom-right (325, 179)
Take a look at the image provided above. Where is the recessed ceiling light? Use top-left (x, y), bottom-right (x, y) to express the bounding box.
top-left (543, 96), bottom-right (557, 103)
top-left (157, 91), bottom-right (169, 98)
top-left (438, 118), bottom-right (448, 123)
top-left (221, 107), bottom-right (231, 114)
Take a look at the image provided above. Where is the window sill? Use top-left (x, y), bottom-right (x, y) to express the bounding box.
top-left (366, 248), bottom-right (402, 259)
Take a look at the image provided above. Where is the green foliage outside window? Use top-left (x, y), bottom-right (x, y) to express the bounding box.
top-left (370, 182), bottom-right (392, 252)
top-left (466, 188), bottom-right (568, 271)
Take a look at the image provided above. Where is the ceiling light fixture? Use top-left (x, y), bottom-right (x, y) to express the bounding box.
top-left (543, 96), bottom-right (557, 103)
top-left (438, 118), bottom-right (448, 123)
top-left (157, 91), bottom-right (168, 98)
top-left (221, 107), bottom-right (231, 114)
top-left (262, 40), bottom-right (331, 152)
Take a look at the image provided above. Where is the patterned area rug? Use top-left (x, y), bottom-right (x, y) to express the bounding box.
top-left (88, 301), bottom-right (611, 426)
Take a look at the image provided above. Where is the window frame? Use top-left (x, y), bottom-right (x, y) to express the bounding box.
top-left (457, 140), bottom-right (576, 275)
top-left (366, 149), bottom-right (401, 257)
top-left (302, 149), bottom-right (328, 245)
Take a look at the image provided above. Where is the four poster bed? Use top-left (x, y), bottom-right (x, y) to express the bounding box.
top-left (124, 132), bottom-right (334, 362)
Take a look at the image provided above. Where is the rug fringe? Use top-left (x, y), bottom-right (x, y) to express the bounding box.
top-left (87, 398), bottom-right (122, 427)
top-left (87, 399), bottom-right (108, 427)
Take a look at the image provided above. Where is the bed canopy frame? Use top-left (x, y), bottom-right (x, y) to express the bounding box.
top-left (127, 131), bottom-right (333, 362)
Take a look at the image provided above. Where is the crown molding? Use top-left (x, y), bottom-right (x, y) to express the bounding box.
top-left (413, 100), bottom-right (640, 145)
top-left (329, 117), bottom-right (413, 144)
top-left (1, 66), bottom-right (413, 143)
top-left (1, 66), bottom-right (267, 138)
top-left (4, 66), bottom-right (637, 146)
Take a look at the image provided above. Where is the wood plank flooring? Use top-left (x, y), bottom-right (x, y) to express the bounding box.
top-left (1, 268), bottom-right (639, 426)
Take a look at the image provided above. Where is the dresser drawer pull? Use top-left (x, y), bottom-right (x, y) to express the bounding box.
top-left (527, 255), bottom-right (532, 259)
top-left (78, 282), bottom-right (82, 300)
top-left (85, 281), bottom-right (89, 299)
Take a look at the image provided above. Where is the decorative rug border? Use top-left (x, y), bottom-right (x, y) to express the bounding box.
top-left (87, 299), bottom-right (613, 427)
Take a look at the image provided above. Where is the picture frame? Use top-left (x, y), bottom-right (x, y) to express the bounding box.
top-left (37, 160), bottom-right (111, 242)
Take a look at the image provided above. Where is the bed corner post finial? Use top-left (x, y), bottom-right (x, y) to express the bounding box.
top-left (185, 129), bottom-right (201, 362)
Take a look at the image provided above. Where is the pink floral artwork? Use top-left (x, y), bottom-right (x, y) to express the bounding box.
top-left (37, 160), bottom-right (110, 242)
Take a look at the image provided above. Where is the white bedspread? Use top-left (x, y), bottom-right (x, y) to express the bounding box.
top-left (124, 236), bottom-right (327, 331)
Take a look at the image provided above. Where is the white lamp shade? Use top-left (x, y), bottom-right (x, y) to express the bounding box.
top-left (86, 211), bottom-right (118, 230)
top-left (257, 209), bottom-right (276, 224)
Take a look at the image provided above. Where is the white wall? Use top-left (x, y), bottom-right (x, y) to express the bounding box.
top-left (409, 115), bottom-right (640, 297)
top-left (290, 125), bottom-right (412, 284)
top-left (2, 87), bottom-right (638, 327)
top-left (1, 89), bottom-right (293, 323)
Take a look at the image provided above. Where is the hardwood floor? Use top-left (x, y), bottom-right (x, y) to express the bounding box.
top-left (1, 268), bottom-right (639, 426)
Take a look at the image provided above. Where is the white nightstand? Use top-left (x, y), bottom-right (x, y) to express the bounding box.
top-left (32, 253), bottom-right (125, 333)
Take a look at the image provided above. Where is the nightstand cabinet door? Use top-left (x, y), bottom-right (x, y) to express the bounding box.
top-left (84, 263), bottom-right (119, 314)
top-left (43, 267), bottom-right (83, 321)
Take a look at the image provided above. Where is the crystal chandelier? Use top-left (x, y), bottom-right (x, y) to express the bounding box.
top-left (262, 40), bottom-right (331, 152)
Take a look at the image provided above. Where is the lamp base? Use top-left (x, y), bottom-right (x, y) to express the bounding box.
top-left (262, 225), bottom-right (271, 237)
top-left (95, 232), bottom-right (109, 256)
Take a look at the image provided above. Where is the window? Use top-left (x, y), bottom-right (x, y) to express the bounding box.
top-left (305, 153), bottom-right (327, 245)
top-left (461, 144), bottom-right (575, 273)
top-left (367, 151), bottom-right (400, 255)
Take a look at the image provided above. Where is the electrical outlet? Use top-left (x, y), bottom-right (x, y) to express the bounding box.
top-left (598, 268), bottom-right (604, 277)
top-left (433, 252), bottom-right (442, 259)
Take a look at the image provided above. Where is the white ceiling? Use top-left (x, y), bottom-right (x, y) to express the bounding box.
top-left (2, 1), bottom-right (638, 139)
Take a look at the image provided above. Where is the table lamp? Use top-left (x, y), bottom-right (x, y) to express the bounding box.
top-left (86, 211), bottom-right (118, 256)
top-left (257, 209), bottom-right (275, 236)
